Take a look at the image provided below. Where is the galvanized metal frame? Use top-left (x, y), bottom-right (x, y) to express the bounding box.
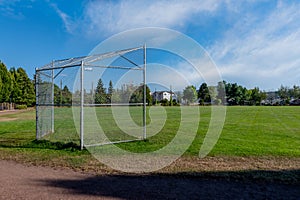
top-left (35, 46), bottom-right (147, 150)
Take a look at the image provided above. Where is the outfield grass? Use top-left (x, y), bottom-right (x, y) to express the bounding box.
top-left (117, 106), bottom-right (300, 157)
top-left (210, 106), bottom-right (300, 156)
top-left (0, 106), bottom-right (299, 165)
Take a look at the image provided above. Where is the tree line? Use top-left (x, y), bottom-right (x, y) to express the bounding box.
top-left (0, 61), bottom-right (35, 107)
top-left (182, 81), bottom-right (300, 106)
top-left (55, 79), bottom-right (300, 106)
top-left (88, 78), bottom-right (152, 105)
top-left (190, 81), bottom-right (265, 105)
top-left (277, 85), bottom-right (300, 105)
top-left (1, 60), bottom-right (299, 107)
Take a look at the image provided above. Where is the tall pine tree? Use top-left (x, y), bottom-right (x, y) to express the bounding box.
top-left (10, 67), bottom-right (35, 106)
top-left (0, 62), bottom-right (12, 102)
top-left (107, 80), bottom-right (114, 103)
top-left (94, 78), bottom-right (107, 104)
top-left (198, 83), bottom-right (211, 104)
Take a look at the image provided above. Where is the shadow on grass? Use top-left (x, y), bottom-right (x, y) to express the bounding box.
top-left (0, 139), bottom-right (81, 151)
top-left (28, 140), bottom-right (81, 151)
top-left (37, 170), bottom-right (300, 199)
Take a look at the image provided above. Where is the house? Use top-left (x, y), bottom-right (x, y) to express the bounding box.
top-left (152, 91), bottom-right (177, 102)
top-left (290, 99), bottom-right (300, 105)
top-left (262, 91), bottom-right (282, 105)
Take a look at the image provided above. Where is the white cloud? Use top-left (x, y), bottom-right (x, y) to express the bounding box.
top-left (0, 0), bottom-right (24, 19)
top-left (49, 3), bottom-right (75, 33)
top-left (46, 0), bottom-right (300, 90)
top-left (83, 0), bottom-right (220, 37)
top-left (209, 1), bottom-right (300, 90)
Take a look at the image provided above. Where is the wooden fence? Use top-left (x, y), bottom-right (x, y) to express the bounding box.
top-left (0, 103), bottom-right (15, 111)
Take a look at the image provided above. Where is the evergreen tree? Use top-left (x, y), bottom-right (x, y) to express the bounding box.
top-left (94, 78), bottom-right (106, 104)
top-left (53, 84), bottom-right (61, 105)
top-left (107, 80), bottom-right (114, 103)
top-left (129, 84), bottom-right (152, 105)
top-left (0, 62), bottom-right (12, 102)
top-left (61, 85), bottom-right (72, 104)
top-left (54, 84), bottom-right (72, 105)
top-left (10, 67), bottom-right (35, 106)
top-left (145, 84), bottom-right (152, 105)
top-left (198, 83), bottom-right (211, 105)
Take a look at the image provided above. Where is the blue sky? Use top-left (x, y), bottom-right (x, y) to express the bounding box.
top-left (1, 0), bottom-right (300, 91)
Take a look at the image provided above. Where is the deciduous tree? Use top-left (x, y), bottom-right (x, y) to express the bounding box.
top-left (183, 85), bottom-right (197, 105)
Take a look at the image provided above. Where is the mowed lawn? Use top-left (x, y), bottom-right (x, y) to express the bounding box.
top-left (0, 106), bottom-right (299, 163)
top-left (209, 106), bottom-right (300, 156)
top-left (120, 106), bottom-right (300, 157)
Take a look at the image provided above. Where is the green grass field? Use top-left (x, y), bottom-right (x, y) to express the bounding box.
top-left (211, 106), bottom-right (300, 156)
top-left (0, 106), bottom-right (299, 172)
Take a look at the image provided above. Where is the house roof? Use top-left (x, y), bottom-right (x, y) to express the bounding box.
top-left (153, 91), bottom-right (175, 95)
top-left (290, 99), bottom-right (300, 105)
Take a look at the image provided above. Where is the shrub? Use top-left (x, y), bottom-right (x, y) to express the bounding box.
top-left (16, 104), bottom-right (27, 110)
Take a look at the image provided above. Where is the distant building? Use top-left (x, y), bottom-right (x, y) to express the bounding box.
top-left (262, 91), bottom-right (282, 105)
top-left (152, 91), bottom-right (177, 102)
top-left (290, 99), bottom-right (300, 105)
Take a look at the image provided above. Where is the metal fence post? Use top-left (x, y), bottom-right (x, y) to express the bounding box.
top-left (143, 44), bottom-right (147, 140)
top-left (80, 61), bottom-right (84, 150)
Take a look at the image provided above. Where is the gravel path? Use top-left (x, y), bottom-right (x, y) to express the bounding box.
top-left (0, 160), bottom-right (299, 200)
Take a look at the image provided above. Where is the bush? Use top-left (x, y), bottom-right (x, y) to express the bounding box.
top-left (160, 99), bottom-right (169, 106)
top-left (16, 104), bottom-right (27, 110)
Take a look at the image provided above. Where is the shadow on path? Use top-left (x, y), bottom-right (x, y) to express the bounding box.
top-left (38, 170), bottom-right (300, 199)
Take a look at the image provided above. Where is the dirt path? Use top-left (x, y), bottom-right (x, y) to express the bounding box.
top-left (0, 110), bottom-right (17, 122)
top-left (0, 160), bottom-right (111, 200)
top-left (0, 109), bottom-right (22, 115)
top-left (0, 160), bottom-right (299, 200)
top-left (0, 109), bottom-right (30, 122)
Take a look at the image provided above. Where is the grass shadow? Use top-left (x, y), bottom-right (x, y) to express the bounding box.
top-left (27, 139), bottom-right (81, 151)
top-left (0, 139), bottom-right (82, 152)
